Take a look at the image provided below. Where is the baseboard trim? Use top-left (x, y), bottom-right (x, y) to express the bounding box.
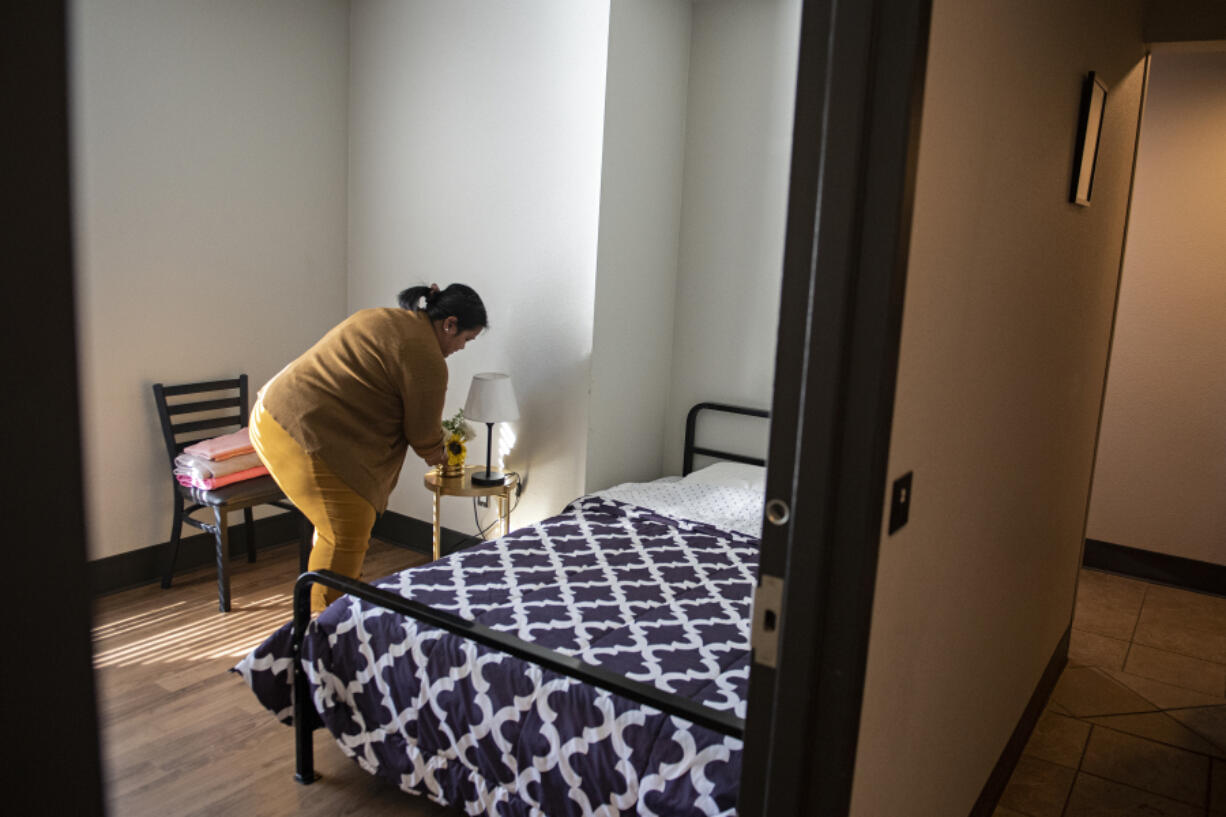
top-left (90, 512), bottom-right (303, 596)
top-left (968, 626), bottom-right (1070, 817)
top-left (1084, 539), bottom-right (1225, 597)
top-left (90, 510), bottom-right (473, 597)
top-left (371, 510), bottom-right (472, 556)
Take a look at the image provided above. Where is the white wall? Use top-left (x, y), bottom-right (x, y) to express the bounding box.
top-left (662, 0), bottom-right (801, 473)
top-left (1086, 48), bottom-right (1226, 568)
top-left (850, 0), bottom-right (1147, 813)
top-left (72, 0), bottom-right (350, 560)
top-left (586, 0), bottom-right (692, 493)
top-left (347, 0), bottom-right (610, 534)
top-left (74, 0), bottom-right (800, 558)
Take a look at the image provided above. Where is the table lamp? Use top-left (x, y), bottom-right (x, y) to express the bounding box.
top-left (463, 372), bottom-right (519, 485)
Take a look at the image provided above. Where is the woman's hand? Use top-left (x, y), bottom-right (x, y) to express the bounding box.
top-left (424, 445), bottom-right (446, 467)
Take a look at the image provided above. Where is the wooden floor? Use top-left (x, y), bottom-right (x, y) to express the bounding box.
top-left (93, 539), bottom-right (460, 817)
top-left (96, 537), bottom-right (1226, 816)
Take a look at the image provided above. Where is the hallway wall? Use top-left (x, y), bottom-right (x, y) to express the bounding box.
top-left (1086, 48), bottom-right (1226, 569)
top-left (851, 0), bottom-right (1148, 813)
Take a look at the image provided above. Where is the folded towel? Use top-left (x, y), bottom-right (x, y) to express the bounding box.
top-left (182, 427), bottom-right (254, 461)
top-left (175, 465), bottom-right (269, 491)
top-left (174, 451), bottom-right (263, 481)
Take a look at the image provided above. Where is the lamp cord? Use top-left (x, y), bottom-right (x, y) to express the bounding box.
top-left (458, 471), bottom-right (522, 548)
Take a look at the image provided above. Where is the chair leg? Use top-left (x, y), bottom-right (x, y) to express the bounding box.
top-left (213, 507), bottom-right (231, 613)
top-left (161, 491), bottom-right (186, 589)
top-left (244, 507), bottom-right (256, 563)
top-left (298, 513), bottom-right (312, 575)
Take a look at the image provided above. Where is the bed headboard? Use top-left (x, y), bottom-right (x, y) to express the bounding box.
top-left (683, 402), bottom-right (771, 476)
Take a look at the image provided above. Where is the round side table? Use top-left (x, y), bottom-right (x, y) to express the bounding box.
top-left (423, 465), bottom-right (518, 560)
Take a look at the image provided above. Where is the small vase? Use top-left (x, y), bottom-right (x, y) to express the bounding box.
top-left (440, 434), bottom-right (466, 477)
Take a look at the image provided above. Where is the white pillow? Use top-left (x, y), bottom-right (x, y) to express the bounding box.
top-left (683, 461), bottom-right (766, 491)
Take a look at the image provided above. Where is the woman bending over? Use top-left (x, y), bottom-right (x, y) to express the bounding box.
top-left (251, 283), bottom-right (485, 613)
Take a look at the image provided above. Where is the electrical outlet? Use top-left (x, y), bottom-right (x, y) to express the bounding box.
top-left (477, 496), bottom-right (489, 508)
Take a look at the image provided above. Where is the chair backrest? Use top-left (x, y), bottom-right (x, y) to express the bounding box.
top-left (152, 375), bottom-right (250, 470)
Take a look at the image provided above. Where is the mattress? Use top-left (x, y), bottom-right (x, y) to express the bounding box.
top-left (236, 477), bottom-right (763, 816)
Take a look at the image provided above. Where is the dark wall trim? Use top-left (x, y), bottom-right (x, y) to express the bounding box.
top-left (1085, 539), bottom-right (1226, 598)
top-left (968, 627), bottom-right (1070, 817)
top-left (371, 509), bottom-right (471, 557)
top-left (91, 510), bottom-right (472, 596)
top-left (91, 512), bottom-right (303, 596)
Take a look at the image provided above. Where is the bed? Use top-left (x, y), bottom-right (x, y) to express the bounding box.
top-left (235, 403), bottom-right (769, 816)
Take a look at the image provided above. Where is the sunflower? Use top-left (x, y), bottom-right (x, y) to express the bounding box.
top-left (445, 434), bottom-right (467, 467)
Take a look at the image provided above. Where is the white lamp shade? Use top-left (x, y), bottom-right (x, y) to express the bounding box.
top-left (463, 373), bottom-right (519, 423)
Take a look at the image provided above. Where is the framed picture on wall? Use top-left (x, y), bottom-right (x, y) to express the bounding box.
top-left (1070, 71), bottom-right (1108, 206)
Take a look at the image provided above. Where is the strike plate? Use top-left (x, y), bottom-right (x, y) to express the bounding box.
top-left (751, 574), bottom-right (784, 668)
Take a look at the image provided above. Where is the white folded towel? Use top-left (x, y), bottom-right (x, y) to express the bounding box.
top-left (174, 451), bottom-right (264, 481)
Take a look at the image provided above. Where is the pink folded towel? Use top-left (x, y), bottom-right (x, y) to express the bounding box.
top-left (182, 427), bottom-right (255, 461)
top-left (175, 465), bottom-right (269, 491)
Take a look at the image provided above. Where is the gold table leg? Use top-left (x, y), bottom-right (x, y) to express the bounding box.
top-left (432, 489), bottom-right (441, 561)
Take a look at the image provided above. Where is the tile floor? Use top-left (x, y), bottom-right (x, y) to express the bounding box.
top-left (996, 569), bottom-right (1226, 817)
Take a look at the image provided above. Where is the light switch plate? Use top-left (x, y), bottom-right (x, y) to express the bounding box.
top-left (888, 471), bottom-right (913, 534)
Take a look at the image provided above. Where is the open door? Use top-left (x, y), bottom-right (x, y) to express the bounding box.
top-left (738, 0), bottom-right (933, 814)
top-left (3, 3), bottom-right (107, 815)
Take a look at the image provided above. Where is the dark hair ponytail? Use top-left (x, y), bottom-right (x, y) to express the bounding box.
top-left (398, 283), bottom-right (488, 331)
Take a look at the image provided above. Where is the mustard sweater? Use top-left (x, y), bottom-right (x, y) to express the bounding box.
top-left (258, 308), bottom-right (447, 513)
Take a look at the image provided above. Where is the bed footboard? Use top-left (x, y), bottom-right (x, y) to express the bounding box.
top-left (290, 569), bottom-right (746, 784)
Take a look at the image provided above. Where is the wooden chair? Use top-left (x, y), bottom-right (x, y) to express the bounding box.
top-left (153, 375), bottom-right (311, 612)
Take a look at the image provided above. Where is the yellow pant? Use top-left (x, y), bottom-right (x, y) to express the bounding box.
top-left (250, 399), bottom-right (376, 614)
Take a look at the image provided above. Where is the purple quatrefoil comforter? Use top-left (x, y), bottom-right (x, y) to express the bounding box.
top-left (235, 494), bottom-right (758, 816)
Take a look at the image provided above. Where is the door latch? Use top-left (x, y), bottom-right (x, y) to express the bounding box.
top-left (751, 574), bottom-right (784, 668)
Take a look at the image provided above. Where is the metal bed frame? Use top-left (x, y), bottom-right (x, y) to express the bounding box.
top-left (291, 402), bottom-right (769, 783)
top-left (683, 402), bottom-right (771, 476)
